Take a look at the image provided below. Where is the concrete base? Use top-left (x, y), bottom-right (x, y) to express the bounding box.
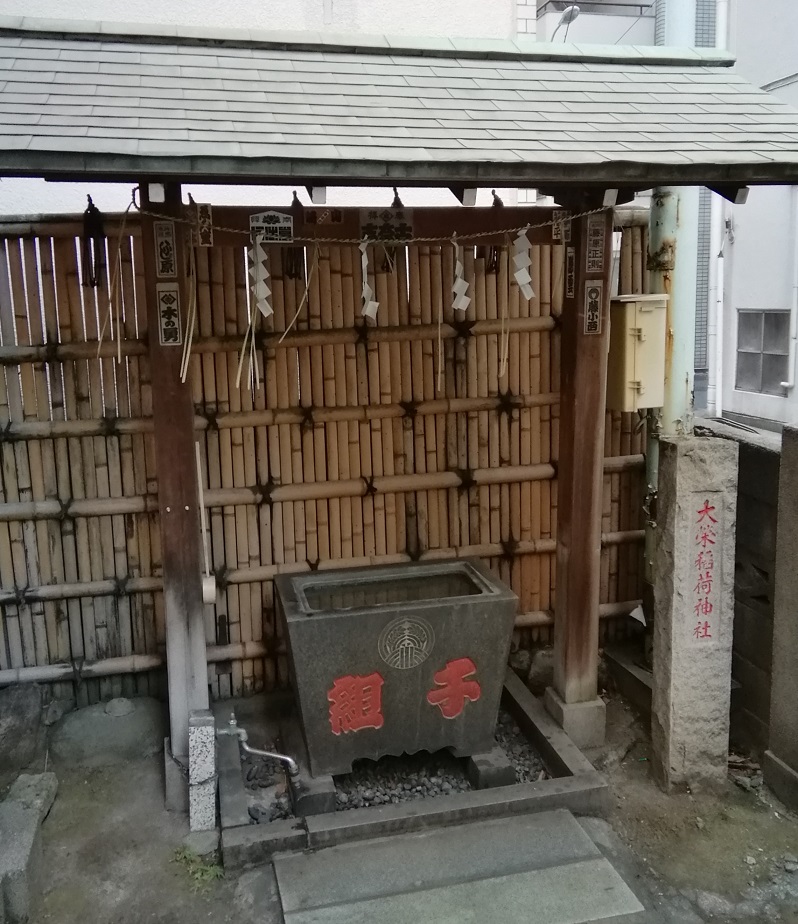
top-left (217, 735), bottom-right (249, 830)
top-left (281, 718), bottom-right (337, 817)
top-left (164, 739), bottom-right (188, 814)
top-left (466, 745), bottom-right (517, 789)
top-left (543, 687), bottom-right (606, 749)
top-left (763, 750), bottom-right (798, 813)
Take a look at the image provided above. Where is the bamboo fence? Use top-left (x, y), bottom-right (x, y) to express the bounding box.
top-left (0, 215), bottom-right (648, 702)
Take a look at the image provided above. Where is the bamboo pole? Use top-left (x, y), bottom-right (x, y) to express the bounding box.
top-left (0, 457), bottom-right (647, 522)
top-left (0, 318), bottom-right (558, 364)
top-left (514, 600), bottom-right (642, 629)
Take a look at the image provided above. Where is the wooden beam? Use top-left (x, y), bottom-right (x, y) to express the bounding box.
top-left (553, 207), bottom-right (614, 703)
top-left (139, 205), bottom-right (564, 247)
top-left (140, 181), bottom-right (208, 759)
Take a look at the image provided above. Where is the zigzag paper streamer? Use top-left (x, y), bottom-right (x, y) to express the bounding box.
top-left (452, 240), bottom-right (470, 315)
top-left (360, 241), bottom-right (379, 319)
top-left (512, 230), bottom-right (535, 301)
top-left (248, 234), bottom-right (273, 318)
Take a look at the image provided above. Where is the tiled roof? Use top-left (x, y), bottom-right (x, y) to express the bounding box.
top-left (1, 17), bottom-right (798, 186)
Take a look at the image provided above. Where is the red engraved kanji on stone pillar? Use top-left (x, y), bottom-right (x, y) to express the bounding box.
top-left (426, 657), bottom-right (481, 719)
top-left (327, 672), bottom-right (385, 736)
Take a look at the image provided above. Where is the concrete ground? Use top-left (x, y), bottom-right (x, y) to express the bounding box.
top-left (5, 689), bottom-right (797, 923)
top-left (31, 756), bottom-right (281, 924)
top-left (587, 695), bottom-right (798, 924)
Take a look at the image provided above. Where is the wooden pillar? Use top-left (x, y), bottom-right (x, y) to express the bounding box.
top-left (545, 207), bottom-right (613, 747)
top-left (140, 183), bottom-right (208, 760)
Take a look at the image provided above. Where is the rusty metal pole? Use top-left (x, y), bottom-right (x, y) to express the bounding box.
top-left (643, 0), bottom-right (699, 603)
top-left (644, 187), bottom-right (700, 596)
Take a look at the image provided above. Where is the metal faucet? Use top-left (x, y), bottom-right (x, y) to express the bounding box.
top-left (218, 713), bottom-right (300, 782)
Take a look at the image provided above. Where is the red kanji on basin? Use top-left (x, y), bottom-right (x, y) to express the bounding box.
top-left (327, 672), bottom-right (385, 735)
top-left (426, 657), bottom-right (481, 719)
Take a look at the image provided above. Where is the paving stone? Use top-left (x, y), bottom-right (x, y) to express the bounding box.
top-left (0, 803), bottom-right (41, 924)
top-left (50, 697), bottom-right (165, 767)
top-left (5, 774), bottom-right (57, 826)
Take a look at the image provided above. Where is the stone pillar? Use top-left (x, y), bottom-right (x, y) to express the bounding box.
top-left (188, 710), bottom-right (217, 832)
top-left (764, 426), bottom-right (798, 811)
top-left (652, 436), bottom-right (738, 789)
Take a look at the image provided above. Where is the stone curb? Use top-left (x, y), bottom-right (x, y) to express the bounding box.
top-left (0, 773), bottom-right (57, 924)
top-left (219, 677), bottom-right (607, 869)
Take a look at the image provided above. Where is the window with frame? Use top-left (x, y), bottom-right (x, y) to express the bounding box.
top-left (735, 309), bottom-right (790, 396)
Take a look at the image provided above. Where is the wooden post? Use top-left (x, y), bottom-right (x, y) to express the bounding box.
top-left (545, 206), bottom-right (613, 748)
top-left (140, 183), bottom-right (208, 762)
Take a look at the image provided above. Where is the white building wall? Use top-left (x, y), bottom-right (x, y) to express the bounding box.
top-left (536, 11), bottom-right (654, 44)
top-left (721, 0), bottom-right (798, 425)
top-left (3, 0), bottom-right (515, 40)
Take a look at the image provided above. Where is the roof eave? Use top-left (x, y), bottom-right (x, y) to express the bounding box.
top-left (3, 152), bottom-right (798, 188)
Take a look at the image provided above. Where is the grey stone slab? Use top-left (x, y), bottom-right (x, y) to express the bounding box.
top-left (275, 809), bottom-right (600, 913)
top-left (5, 774), bottom-right (57, 826)
top-left (282, 858), bottom-right (643, 924)
top-left (0, 803), bottom-right (41, 924)
top-left (0, 686), bottom-right (41, 786)
top-left (222, 819), bottom-right (307, 873)
top-left (304, 773), bottom-right (609, 851)
top-left (51, 698), bottom-right (165, 767)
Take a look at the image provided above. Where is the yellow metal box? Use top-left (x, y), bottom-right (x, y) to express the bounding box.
top-left (606, 294), bottom-right (669, 412)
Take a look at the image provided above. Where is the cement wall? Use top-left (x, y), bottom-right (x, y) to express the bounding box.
top-left (702, 421), bottom-right (782, 755)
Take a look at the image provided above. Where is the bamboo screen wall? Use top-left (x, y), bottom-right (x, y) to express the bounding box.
top-left (0, 216), bottom-right (648, 704)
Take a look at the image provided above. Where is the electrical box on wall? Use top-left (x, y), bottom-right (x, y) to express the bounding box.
top-left (606, 294), bottom-right (669, 412)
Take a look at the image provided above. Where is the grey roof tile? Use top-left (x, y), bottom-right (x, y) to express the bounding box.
top-left (0, 28), bottom-right (796, 182)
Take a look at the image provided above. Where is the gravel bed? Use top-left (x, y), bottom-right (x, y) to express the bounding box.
top-left (333, 710), bottom-right (546, 811)
top-left (495, 711), bottom-right (546, 783)
top-left (334, 749), bottom-right (471, 811)
top-left (242, 752), bottom-right (293, 824)
top-left (241, 710), bottom-right (546, 820)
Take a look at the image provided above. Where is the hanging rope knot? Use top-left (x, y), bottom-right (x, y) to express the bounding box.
top-left (355, 323), bottom-right (370, 345)
top-left (497, 390), bottom-right (520, 418)
top-left (202, 408), bottom-right (219, 431)
top-left (306, 558), bottom-right (321, 572)
top-left (255, 480), bottom-right (275, 506)
top-left (363, 475), bottom-right (378, 497)
top-left (99, 414), bottom-right (118, 437)
top-left (0, 420), bottom-right (14, 443)
top-left (500, 539), bottom-right (519, 562)
top-left (81, 195), bottom-right (106, 288)
top-left (214, 567), bottom-right (230, 591)
top-left (56, 498), bottom-right (74, 522)
top-left (70, 657), bottom-right (85, 685)
top-left (455, 468), bottom-right (476, 493)
top-left (452, 318), bottom-right (476, 340)
top-left (112, 576), bottom-right (129, 598)
top-left (399, 399), bottom-right (418, 419)
top-left (300, 406), bottom-right (314, 431)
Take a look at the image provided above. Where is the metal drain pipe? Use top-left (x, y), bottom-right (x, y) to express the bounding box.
top-left (217, 713), bottom-right (300, 782)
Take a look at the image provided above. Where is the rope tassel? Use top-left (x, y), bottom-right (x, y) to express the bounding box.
top-left (452, 239), bottom-right (470, 315)
top-left (512, 229), bottom-right (535, 301)
top-left (359, 240), bottom-right (379, 319)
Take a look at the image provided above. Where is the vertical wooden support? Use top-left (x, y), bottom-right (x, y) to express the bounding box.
top-left (546, 208), bottom-right (613, 747)
top-left (140, 183), bottom-right (208, 760)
